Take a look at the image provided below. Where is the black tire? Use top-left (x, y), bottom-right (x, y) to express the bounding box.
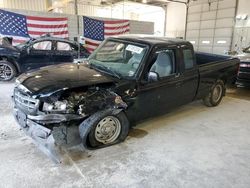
top-left (0, 60), bottom-right (17, 81)
top-left (79, 109), bottom-right (129, 149)
top-left (203, 80), bottom-right (225, 107)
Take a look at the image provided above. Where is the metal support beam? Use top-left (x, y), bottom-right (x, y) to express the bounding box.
top-left (74, 0), bottom-right (80, 36)
top-left (163, 4), bottom-right (167, 36)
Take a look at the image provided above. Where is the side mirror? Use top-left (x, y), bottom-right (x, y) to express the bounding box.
top-left (148, 71), bottom-right (159, 82)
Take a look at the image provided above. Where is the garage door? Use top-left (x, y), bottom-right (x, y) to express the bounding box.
top-left (186, 0), bottom-right (237, 54)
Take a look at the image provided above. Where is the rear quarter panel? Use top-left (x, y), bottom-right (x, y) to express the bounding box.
top-left (196, 58), bottom-right (239, 99)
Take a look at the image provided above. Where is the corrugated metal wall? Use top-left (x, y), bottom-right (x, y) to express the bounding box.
top-left (186, 0), bottom-right (237, 54)
top-left (2, 0), bottom-right (47, 11)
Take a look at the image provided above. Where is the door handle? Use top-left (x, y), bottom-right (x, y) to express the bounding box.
top-left (175, 73), bottom-right (180, 78)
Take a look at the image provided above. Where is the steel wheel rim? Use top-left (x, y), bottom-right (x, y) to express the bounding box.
top-left (212, 85), bottom-right (222, 103)
top-left (95, 116), bottom-right (121, 144)
top-left (0, 63), bottom-right (13, 80)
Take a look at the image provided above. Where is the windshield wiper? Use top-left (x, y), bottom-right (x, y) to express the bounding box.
top-left (90, 63), bottom-right (121, 79)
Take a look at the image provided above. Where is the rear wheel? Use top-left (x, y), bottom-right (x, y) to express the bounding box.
top-left (203, 80), bottom-right (225, 107)
top-left (0, 61), bottom-right (17, 81)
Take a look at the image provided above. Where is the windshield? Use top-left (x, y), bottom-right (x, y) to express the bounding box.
top-left (15, 40), bottom-right (31, 49)
top-left (88, 39), bottom-right (148, 79)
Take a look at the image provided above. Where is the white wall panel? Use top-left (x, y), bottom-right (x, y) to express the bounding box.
top-left (209, 2), bottom-right (219, 11)
top-left (215, 18), bottom-right (234, 28)
top-left (2, 0), bottom-right (47, 11)
top-left (189, 4), bottom-right (202, 14)
top-left (186, 30), bottom-right (199, 38)
top-left (186, 0), bottom-right (236, 54)
top-left (166, 2), bottom-right (186, 38)
top-left (217, 8), bottom-right (235, 19)
top-left (214, 28), bottom-right (233, 37)
top-left (188, 13), bottom-right (201, 22)
top-left (199, 47), bottom-right (213, 53)
top-left (218, 0), bottom-right (236, 9)
top-left (213, 46), bottom-right (230, 54)
top-left (199, 29), bottom-right (214, 37)
top-left (200, 20), bottom-right (216, 29)
top-left (201, 11), bottom-right (216, 20)
top-left (187, 21), bottom-right (200, 30)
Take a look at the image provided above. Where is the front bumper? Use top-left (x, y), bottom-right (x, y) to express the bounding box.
top-left (13, 108), bottom-right (83, 163)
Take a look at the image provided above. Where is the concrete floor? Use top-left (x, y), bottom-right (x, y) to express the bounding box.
top-left (0, 82), bottom-right (250, 188)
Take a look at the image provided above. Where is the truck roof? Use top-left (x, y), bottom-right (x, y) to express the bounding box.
top-left (109, 35), bottom-right (192, 47)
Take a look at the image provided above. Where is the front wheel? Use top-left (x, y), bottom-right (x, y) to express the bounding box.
top-left (203, 80), bottom-right (225, 107)
top-left (79, 110), bottom-right (129, 149)
top-left (0, 61), bottom-right (17, 81)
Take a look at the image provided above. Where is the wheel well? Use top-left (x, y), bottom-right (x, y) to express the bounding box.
top-left (219, 76), bottom-right (227, 85)
top-left (0, 56), bottom-right (19, 74)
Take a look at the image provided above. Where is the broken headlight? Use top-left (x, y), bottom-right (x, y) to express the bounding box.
top-left (42, 101), bottom-right (67, 112)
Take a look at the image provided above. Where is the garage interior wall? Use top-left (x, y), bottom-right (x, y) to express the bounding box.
top-left (1, 8), bottom-right (154, 40)
top-left (0, 0), bottom-right (47, 11)
top-left (0, 0), bottom-right (160, 36)
top-left (62, 2), bottom-right (164, 35)
top-left (165, 2), bottom-right (186, 38)
top-left (186, 0), bottom-right (237, 54)
top-left (233, 0), bottom-right (250, 50)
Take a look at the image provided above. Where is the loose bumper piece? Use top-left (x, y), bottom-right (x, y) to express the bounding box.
top-left (13, 108), bottom-right (82, 163)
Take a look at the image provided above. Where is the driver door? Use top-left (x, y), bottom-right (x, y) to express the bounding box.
top-left (19, 40), bottom-right (54, 72)
top-left (134, 47), bottom-right (184, 121)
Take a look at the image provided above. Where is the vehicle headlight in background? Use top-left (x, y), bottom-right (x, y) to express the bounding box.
top-left (43, 101), bottom-right (67, 112)
top-left (240, 63), bottom-right (250, 68)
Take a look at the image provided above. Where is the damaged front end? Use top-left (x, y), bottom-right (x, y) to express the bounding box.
top-left (13, 84), bottom-right (127, 163)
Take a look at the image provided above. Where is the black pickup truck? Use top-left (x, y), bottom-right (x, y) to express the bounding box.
top-left (13, 36), bottom-right (239, 162)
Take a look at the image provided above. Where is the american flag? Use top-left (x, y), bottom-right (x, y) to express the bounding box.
top-left (0, 9), bottom-right (69, 45)
top-left (83, 16), bottom-right (130, 52)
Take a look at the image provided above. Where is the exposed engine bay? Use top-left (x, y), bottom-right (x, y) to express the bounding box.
top-left (41, 86), bottom-right (127, 116)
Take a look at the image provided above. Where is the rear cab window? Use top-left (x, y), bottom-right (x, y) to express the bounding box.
top-left (182, 49), bottom-right (195, 70)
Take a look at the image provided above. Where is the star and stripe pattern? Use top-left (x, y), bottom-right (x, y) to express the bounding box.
top-left (83, 16), bottom-right (130, 52)
top-left (0, 9), bottom-right (69, 45)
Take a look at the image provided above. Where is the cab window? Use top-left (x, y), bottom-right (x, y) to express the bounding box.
top-left (32, 41), bottom-right (52, 50)
top-left (57, 42), bottom-right (71, 51)
top-left (150, 49), bottom-right (176, 78)
top-left (183, 49), bottom-right (194, 69)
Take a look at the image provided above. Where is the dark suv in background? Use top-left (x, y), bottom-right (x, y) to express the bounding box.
top-left (0, 36), bottom-right (90, 81)
top-left (236, 46), bottom-right (250, 87)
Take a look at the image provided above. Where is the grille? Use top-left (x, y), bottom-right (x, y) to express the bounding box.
top-left (239, 67), bottom-right (250, 73)
top-left (14, 89), bottom-right (39, 113)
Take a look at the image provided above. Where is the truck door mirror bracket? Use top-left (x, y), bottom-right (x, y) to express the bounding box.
top-left (148, 71), bottom-right (159, 82)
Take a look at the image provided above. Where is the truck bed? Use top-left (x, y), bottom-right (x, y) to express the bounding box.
top-left (195, 52), bottom-right (231, 66)
top-left (194, 52), bottom-right (240, 100)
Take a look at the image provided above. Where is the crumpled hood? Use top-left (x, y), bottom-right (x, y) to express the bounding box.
top-left (17, 63), bottom-right (116, 96)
